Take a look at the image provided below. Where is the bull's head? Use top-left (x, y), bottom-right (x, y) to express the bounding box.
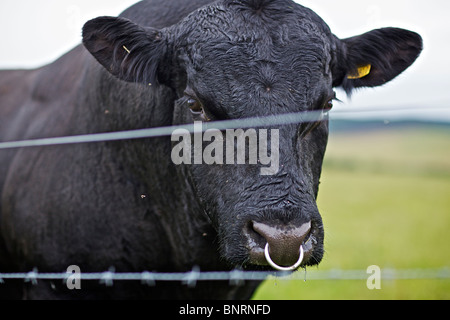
top-left (82, 0), bottom-right (422, 270)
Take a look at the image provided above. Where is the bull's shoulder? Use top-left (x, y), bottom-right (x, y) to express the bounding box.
top-left (0, 69), bottom-right (36, 95)
top-left (0, 45), bottom-right (90, 143)
top-left (0, 69), bottom-right (37, 118)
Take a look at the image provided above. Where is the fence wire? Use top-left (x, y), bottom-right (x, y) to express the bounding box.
top-left (0, 106), bottom-right (447, 151)
top-left (0, 267), bottom-right (449, 287)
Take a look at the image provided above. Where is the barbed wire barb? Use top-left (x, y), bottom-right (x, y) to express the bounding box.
top-left (182, 266), bottom-right (201, 288)
top-left (99, 267), bottom-right (115, 287)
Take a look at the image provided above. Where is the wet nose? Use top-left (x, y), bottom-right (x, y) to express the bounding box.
top-left (251, 221), bottom-right (311, 267)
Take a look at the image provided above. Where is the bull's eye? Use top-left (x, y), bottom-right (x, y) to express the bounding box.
top-left (326, 99), bottom-right (333, 110)
top-left (187, 98), bottom-right (202, 113)
top-left (185, 97), bottom-right (210, 121)
top-left (323, 91), bottom-right (337, 111)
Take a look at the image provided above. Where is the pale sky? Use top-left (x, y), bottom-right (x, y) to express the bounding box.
top-left (0, 0), bottom-right (449, 121)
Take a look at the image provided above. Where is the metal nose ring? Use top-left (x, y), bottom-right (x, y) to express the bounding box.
top-left (264, 243), bottom-right (304, 271)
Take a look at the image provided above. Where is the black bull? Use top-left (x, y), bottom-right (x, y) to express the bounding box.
top-left (0, 0), bottom-right (422, 299)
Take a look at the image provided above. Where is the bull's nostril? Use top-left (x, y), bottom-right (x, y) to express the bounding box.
top-left (244, 221), bottom-right (266, 248)
top-left (251, 220), bottom-right (311, 267)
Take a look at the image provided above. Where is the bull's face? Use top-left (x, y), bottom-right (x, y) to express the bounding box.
top-left (82, 0), bottom-right (422, 270)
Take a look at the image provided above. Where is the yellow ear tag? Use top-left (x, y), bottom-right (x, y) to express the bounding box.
top-left (347, 64), bottom-right (372, 79)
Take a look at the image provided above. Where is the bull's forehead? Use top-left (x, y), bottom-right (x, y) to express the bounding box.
top-left (191, 41), bottom-right (331, 116)
top-left (174, 2), bottom-right (333, 115)
top-left (176, 1), bottom-right (332, 53)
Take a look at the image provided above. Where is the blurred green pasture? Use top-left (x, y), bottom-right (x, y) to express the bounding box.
top-left (253, 123), bottom-right (450, 300)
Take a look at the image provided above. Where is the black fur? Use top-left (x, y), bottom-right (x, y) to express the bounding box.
top-left (0, 0), bottom-right (422, 299)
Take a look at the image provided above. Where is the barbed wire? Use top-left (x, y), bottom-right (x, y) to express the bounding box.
top-left (0, 106), bottom-right (447, 151)
top-left (0, 267), bottom-right (448, 287)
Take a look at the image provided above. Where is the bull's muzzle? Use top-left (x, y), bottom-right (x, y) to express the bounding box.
top-left (246, 220), bottom-right (312, 270)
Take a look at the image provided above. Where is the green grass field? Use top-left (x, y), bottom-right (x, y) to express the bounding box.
top-left (253, 123), bottom-right (450, 300)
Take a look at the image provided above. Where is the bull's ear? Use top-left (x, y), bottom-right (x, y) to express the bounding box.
top-left (333, 28), bottom-right (423, 94)
top-left (82, 16), bottom-right (169, 86)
